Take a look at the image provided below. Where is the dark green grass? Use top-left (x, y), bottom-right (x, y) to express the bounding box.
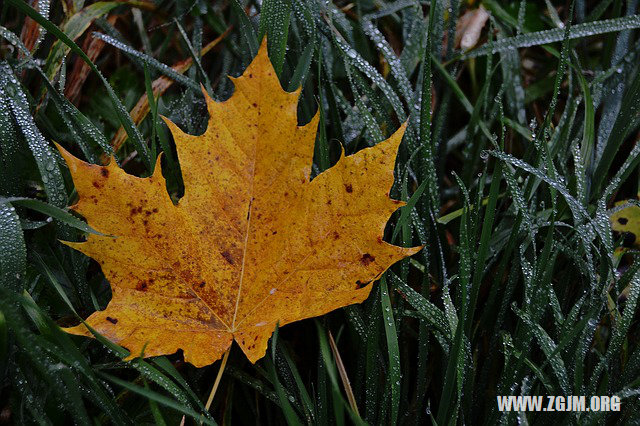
top-left (2, 0), bottom-right (640, 424)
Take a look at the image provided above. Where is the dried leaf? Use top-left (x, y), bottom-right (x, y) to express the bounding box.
top-left (455, 6), bottom-right (490, 50)
top-left (64, 16), bottom-right (117, 104)
top-left (60, 40), bottom-right (420, 367)
top-left (19, 0), bottom-right (44, 55)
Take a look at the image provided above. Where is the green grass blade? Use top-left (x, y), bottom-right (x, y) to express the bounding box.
top-left (259, 0), bottom-right (292, 76)
top-left (0, 63), bottom-right (67, 207)
top-left (466, 14), bottom-right (640, 57)
top-left (0, 197), bottom-right (103, 235)
top-left (379, 277), bottom-right (400, 425)
top-left (0, 203), bottom-right (26, 292)
top-left (99, 372), bottom-right (217, 425)
top-left (6, 0), bottom-right (152, 170)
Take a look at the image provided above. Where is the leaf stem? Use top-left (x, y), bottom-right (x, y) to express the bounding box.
top-left (205, 348), bottom-right (230, 412)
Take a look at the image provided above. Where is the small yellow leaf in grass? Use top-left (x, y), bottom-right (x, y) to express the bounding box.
top-left (611, 197), bottom-right (640, 248)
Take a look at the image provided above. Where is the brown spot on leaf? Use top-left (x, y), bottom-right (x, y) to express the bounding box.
top-left (355, 280), bottom-right (366, 289)
top-left (345, 184), bottom-right (353, 193)
top-left (360, 253), bottom-right (375, 266)
top-left (198, 281), bottom-right (206, 288)
top-left (252, 103), bottom-right (258, 107)
top-left (136, 281), bottom-right (148, 291)
top-left (92, 181), bottom-right (102, 189)
top-left (100, 168), bottom-right (109, 178)
top-left (106, 316), bottom-right (118, 324)
top-left (333, 232), bottom-right (340, 240)
top-left (618, 217), bottom-right (629, 225)
top-left (221, 251), bottom-right (234, 265)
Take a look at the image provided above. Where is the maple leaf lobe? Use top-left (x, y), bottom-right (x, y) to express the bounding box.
top-left (60, 39), bottom-right (420, 367)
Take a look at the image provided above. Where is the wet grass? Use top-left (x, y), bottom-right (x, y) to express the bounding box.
top-left (2, 0), bottom-right (640, 424)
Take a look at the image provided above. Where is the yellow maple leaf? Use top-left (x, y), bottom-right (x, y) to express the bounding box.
top-left (59, 40), bottom-right (420, 367)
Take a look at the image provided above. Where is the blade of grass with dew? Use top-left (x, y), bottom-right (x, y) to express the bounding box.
top-left (593, 64), bottom-right (640, 196)
top-left (287, 37), bottom-right (315, 91)
top-left (230, 0), bottom-right (258, 58)
top-left (327, 29), bottom-right (406, 121)
top-left (174, 19), bottom-right (213, 93)
top-left (314, 50), bottom-right (331, 172)
top-left (0, 91), bottom-right (21, 197)
top-left (589, 267), bottom-right (640, 394)
top-left (389, 272), bottom-right (451, 340)
top-left (280, 344), bottom-right (315, 423)
top-left (42, 1), bottom-right (119, 82)
top-left (0, 203), bottom-right (26, 292)
top-left (128, 359), bottom-right (199, 410)
top-left (465, 14), bottom-right (640, 58)
top-left (364, 285), bottom-right (382, 423)
top-left (143, 63), bottom-right (158, 162)
top-left (315, 351), bottom-right (329, 426)
top-left (9, 289), bottom-right (132, 424)
top-left (391, 178), bottom-right (429, 243)
top-left (379, 276), bottom-right (401, 425)
top-left (430, 54), bottom-right (493, 142)
top-left (0, 26), bottom-right (111, 160)
top-left (90, 32), bottom-right (201, 92)
top-left (361, 14), bottom-right (413, 101)
top-left (6, 0), bottom-right (152, 170)
top-left (344, 62), bottom-right (385, 144)
top-left (259, 0), bottom-right (292, 77)
top-left (0, 197), bottom-right (103, 235)
top-left (144, 379), bottom-right (168, 426)
top-left (264, 354), bottom-right (302, 425)
top-left (315, 320), bottom-right (365, 425)
top-left (437, 178), bottom-right (472, 424)
top-left (418, 2), bottom-right (439, 211)
top-left (0, 63), bottom-right (67, 207)
top-left (99, 372), bottom-right (217, 425)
